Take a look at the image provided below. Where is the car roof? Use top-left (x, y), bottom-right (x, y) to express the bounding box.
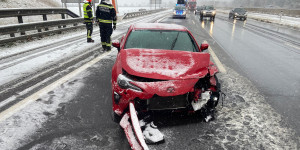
top-left (131, 23), bottom-right (188, 31)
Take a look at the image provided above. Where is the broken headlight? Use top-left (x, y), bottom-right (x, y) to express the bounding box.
top-left (117, 74), bottom-right (142, 92)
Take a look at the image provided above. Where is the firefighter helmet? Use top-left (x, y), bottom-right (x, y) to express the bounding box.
top-left (101, 0), bottom-right (111, 3)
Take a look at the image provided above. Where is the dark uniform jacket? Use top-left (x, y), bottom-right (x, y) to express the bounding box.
top-left (96, 2), bottom-right (117, 26)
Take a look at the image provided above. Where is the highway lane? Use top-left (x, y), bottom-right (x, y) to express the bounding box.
top-left (0, 11), bottom-right (299, 149)
top-left (194, 12), bottom-right (300, 137)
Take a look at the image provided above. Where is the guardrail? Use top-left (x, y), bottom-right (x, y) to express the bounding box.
top-left (123, 9), bottom-right (166, 19)
top-left (0, 8), bottom-right (79, 18)
top-left (0, 8), bottom-right (79, 37)
top-left (0, 8), bottom-right (83, 45)
top-left (0, 18), bottom-right (83, 35)
top-left (0, 8), bottom-right (165, 45)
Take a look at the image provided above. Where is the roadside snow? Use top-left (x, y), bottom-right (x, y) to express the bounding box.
top-left (217, 9), bottom-right (300, 29)
top-left (210, 67), bottom-right (298, 149)
top-left (0, 0), bottom-right (60, 8)
top-left (0, 71), bottom-right (86, 150)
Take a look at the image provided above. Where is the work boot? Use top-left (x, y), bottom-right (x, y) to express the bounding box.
top-left (102, 45), bottom-right (107, 51)
top-left (87, 39), bottom-right (94, 43)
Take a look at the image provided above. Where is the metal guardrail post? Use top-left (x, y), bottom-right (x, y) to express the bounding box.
top-left (61, 14), bottom-right (67, 28)
top-left (43, 14), bottom-right (49, 31)
top-left (18, 16), bottom-right (26, 35)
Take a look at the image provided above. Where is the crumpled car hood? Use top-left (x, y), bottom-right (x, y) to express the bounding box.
top-left (120, 49), bottom-right (210, 80)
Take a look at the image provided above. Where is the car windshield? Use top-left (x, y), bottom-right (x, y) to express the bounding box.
top-left (234, 8), bottom-right (246, 12)
top-left (125, 30), bottom-right (198, 52)
top-left (197, 7), bottom-right (202, 10)
top-left (189, 2), bottom-right (196, 4)
top-left (204, 6), bottom-right (214, 10)
top-left (174, 6), bottom-right (186, 10)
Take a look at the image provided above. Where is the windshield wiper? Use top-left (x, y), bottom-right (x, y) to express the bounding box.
top-left (171, 32), bottom-right (180, 50)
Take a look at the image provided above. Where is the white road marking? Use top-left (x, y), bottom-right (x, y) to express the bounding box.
top-left (156, 14), bottom-right (170, 23)
top-left (285, 42), bottom-right (300, 50)
top-left (192, 20), bottom-right (195, 24)
top-left (0, 50), bottom-right (113, 123)
top-left (204, 40), bottom-right (227, 74)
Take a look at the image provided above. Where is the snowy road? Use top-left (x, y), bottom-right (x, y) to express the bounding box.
top-left (0, 10), bottom-right (299, 149)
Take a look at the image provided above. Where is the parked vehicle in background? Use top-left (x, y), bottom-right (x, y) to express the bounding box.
top-left (200, 5), bottom-right (216, 21)
top-left (194, 6), bottom-right (204, 15)
top-left (229, 8), bottom-right (247, 20)
top-left (187, 0), bottom-right (197, 11)
top-left (173, 5), bottom-right (187, 19)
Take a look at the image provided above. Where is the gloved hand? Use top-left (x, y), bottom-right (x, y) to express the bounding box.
top-left (113, 25), bottom-right (116, 30)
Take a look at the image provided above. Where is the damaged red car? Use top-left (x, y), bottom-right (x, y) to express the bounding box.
top-left (111, 23), bottom-right (221, 149)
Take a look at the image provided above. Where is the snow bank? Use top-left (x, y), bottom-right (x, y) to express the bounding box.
top-left (217, 9), bottom-right (300, 29)
top-left (0, 72), bottom-right (85, 150)
top-left (0, 0), bottom-right (61, 8)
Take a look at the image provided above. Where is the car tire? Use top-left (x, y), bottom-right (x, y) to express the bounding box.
top-left (200, 15), bottom-right (203, 21)
top-left (111, 109), bottom-right (121, 123)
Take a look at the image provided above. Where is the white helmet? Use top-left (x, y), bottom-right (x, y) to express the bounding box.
top-left (101, 0), bottom-right (111, 4)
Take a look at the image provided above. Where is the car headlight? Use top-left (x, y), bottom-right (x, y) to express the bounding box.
top-left (173, 10), bottom-right (176, 15)
top-left (117, 74), bottom-right (142, 92)
top-left (203, 11), bottom-right (206, 14)
top-left (212, 11), bottom-right (216, 15)
top-left (235, 12), bottom-right (238, 15)
top-left (183, 11), bottom-right (186, 15)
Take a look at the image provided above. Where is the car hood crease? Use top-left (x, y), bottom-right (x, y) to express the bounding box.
top-left (120, 49), bottom-right (210, 80)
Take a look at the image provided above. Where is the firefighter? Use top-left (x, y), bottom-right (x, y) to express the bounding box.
top-left (96, 0), bottom-right (117, 51)
top-left (83, 0), bottom-right (94, 43)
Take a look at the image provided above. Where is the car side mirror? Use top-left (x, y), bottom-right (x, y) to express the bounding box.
top-left (112, 40), bottom-right (120, 51)
top-left (200, 43), bottom-right (209, 51)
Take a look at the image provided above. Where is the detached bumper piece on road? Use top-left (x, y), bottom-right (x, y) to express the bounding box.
top-left (120, 102), bottom-right (164, 150)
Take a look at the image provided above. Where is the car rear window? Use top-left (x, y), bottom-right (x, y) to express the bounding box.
top-left (175, 6), bottom-right (186, 10)
top-left (204, 6), bottom-right (214, 10)
top-left (125, 30), bottom-right (198, 52)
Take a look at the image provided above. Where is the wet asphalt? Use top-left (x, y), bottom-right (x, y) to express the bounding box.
top-left (15, 11), bottom-right (300, 149)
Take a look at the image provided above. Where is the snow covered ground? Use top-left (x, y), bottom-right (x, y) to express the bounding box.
top-left (0, 0), bottom-right (60, 8)
top-left (218, 9), bottom-right (300, 29)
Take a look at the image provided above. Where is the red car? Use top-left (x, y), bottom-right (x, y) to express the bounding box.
top-left (111, 23), bottom-right (220, 121)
